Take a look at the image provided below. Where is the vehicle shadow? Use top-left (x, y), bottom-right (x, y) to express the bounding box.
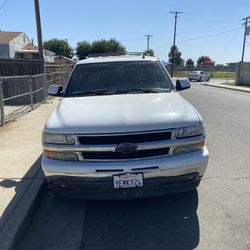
top-left (82, 190), bottom-right (199, 250)
top-left (0, 155), bottom-right (44, 249)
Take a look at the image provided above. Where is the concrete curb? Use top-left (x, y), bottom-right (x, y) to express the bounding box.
top-left (0, 175), bottom-right (46, 250)
top-left (201, 83), bottom-right (250, 94)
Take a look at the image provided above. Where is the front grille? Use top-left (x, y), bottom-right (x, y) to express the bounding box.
top-left (78, 131), bottom-right (172, 145)
top-left (82, 147), bottom-right (170, 160)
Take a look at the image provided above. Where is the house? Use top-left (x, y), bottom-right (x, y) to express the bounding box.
top-left (15, 43), bottom-right (55, 62)
top-left (0, 32), bottom-right (30, 58)
top-left (0, 31), bottom-right (55, 62)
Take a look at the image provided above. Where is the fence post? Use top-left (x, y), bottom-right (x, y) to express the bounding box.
top-left (43, 73), bottom-right (47, 100)
top-left (29, 76), bottom-right (34, 110)
top-left (0, 75), bottom-right (5, 126)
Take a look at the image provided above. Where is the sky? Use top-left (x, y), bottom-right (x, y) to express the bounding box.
top-left (0, 0), bottom-right (250, 64)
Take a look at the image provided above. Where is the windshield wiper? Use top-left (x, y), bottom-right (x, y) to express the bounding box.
top-left (70, 89), bottom-right (113, 97)
top-left (115, 88), bottom-right (170, 94)
top-left (69, 88), bottom-right (171, 97)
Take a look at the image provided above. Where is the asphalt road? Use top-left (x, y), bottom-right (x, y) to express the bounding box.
top-left (19, 83), bottom-right (250, 250)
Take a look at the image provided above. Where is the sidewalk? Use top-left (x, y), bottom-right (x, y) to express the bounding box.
top-left (201, 81), bottom-right (250, 93)
top-left (0, 98), bottom-right (59, 250)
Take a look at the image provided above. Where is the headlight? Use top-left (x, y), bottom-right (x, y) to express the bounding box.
top-left (173, 141), bottom-right (205, 155)
top-left (175, 124), bottom-right (204, 139)
top-left (43, 133), bottom-right (75, 144)
top-left (44, 150), bottom-right (79, 161)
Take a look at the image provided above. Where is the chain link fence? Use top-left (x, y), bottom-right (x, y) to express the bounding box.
top-left (165, 65), bottom-right (237, 82)
top-left (0, 71), bottom-right (70, 126)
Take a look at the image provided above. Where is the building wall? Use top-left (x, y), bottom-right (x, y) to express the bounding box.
top-left (44, 50), bottom-right (55, 63)
top-left (44, 54), bottom-right (54, 63)
top-left (0, 44), bottom-right (10, 58)
top-left (9, 33), bottom-right (30, 58)
top-left (236, 62), bottom-right (250, 86)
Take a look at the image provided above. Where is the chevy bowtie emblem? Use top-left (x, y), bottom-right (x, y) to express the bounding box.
top-left (115, 143), bottom-right (138, 153)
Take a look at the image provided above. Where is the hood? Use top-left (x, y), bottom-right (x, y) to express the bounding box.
top-left (44, 93), bottom-right (201, 134)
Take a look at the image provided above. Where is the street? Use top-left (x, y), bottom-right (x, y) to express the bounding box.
top-left (18, 83), bottom-right (250, 250)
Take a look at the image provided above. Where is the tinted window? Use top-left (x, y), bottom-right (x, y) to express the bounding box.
top-left (64, 61), bottom-right (173, 97)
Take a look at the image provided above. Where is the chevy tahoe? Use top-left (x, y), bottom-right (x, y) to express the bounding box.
top-left (42, 54), bottom-right (209, 199)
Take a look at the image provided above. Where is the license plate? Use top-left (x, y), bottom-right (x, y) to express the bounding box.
top-left (113, 173), bottom-right (143, 189)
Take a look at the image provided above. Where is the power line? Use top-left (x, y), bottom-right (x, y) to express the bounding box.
top-left (177, 26), bottom-right (243, 43)
top-left (218, 28), bottom-right (241, 63)
top-left (153, 26), bottom-right (243, 51)
top-left (144, 34), bottom-right (152, 51)
top-left (178, 24), bottom-right (242, 34)
top-left (170, 11), bottom-right (183, 77)
top-left (185, 18), bottom-right (241, 24)
top-left (0, 0), bottom-right (8, 11)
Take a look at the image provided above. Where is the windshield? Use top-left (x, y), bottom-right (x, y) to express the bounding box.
top-left (64, 61), bottom-right (174, 97)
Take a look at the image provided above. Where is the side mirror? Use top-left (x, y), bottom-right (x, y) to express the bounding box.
top-left (176, 78), bottom-right (191, 91)
top-left (48, 85), bottom-right (63, 96)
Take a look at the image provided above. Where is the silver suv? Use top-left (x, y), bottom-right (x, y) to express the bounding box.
top-left (42, 54), bottom-right (209, 199)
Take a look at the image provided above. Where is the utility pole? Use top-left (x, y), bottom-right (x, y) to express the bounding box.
top-left (170, 11), bottom-right (183, 77)
top-left (34, 0), bottom-right (44, 60)
top-left (241, 16), bottom-right (250, 62)
top-left (145, 34), bottom-right (152, 52)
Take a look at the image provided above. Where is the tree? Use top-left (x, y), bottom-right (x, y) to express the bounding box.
top-left (186, 58), bottom-right (194, 67)
top-left (75, 38), bottom-right (126, 59)
top-left (43, 39), bottom-right (73, 58)
top-left (75, 41), bottom-right (92, 60)
top-left (91, 39), bottom-right (126, 55)
top-left (76, 38), bottom-right (126, 60)
top-left (145, 49), bottom-right (155, 56)
top-left (107, 38), bottom-right (126, 54)
top-left (168, 45), bottom-right (183, 65)
top-left (197, 56), bottom-right (215, 66)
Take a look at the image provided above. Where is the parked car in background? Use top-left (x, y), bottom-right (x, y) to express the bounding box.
top-left (188, 71), bottom-right (210, 82)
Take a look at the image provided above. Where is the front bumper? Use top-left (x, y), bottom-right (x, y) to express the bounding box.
top-left (42, 146), bottom-right (209, 199)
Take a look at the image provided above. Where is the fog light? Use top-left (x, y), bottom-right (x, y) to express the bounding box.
top-left (44, 150), bottom-right (79, 161)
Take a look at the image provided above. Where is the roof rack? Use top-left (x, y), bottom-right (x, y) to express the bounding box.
top-left (126, 52), bottom-right (144, 56)
top-left (87, 52), bottom-right (145, 58)
top-left (88, 52), bottom-right (125, 58)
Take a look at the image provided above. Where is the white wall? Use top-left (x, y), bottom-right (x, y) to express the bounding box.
top-left (44, 50), bottom-right (55, 63)
top-left (236, 62), bottom-right (250, 86)
top-left (9, 33), bottom-right (30, 58)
